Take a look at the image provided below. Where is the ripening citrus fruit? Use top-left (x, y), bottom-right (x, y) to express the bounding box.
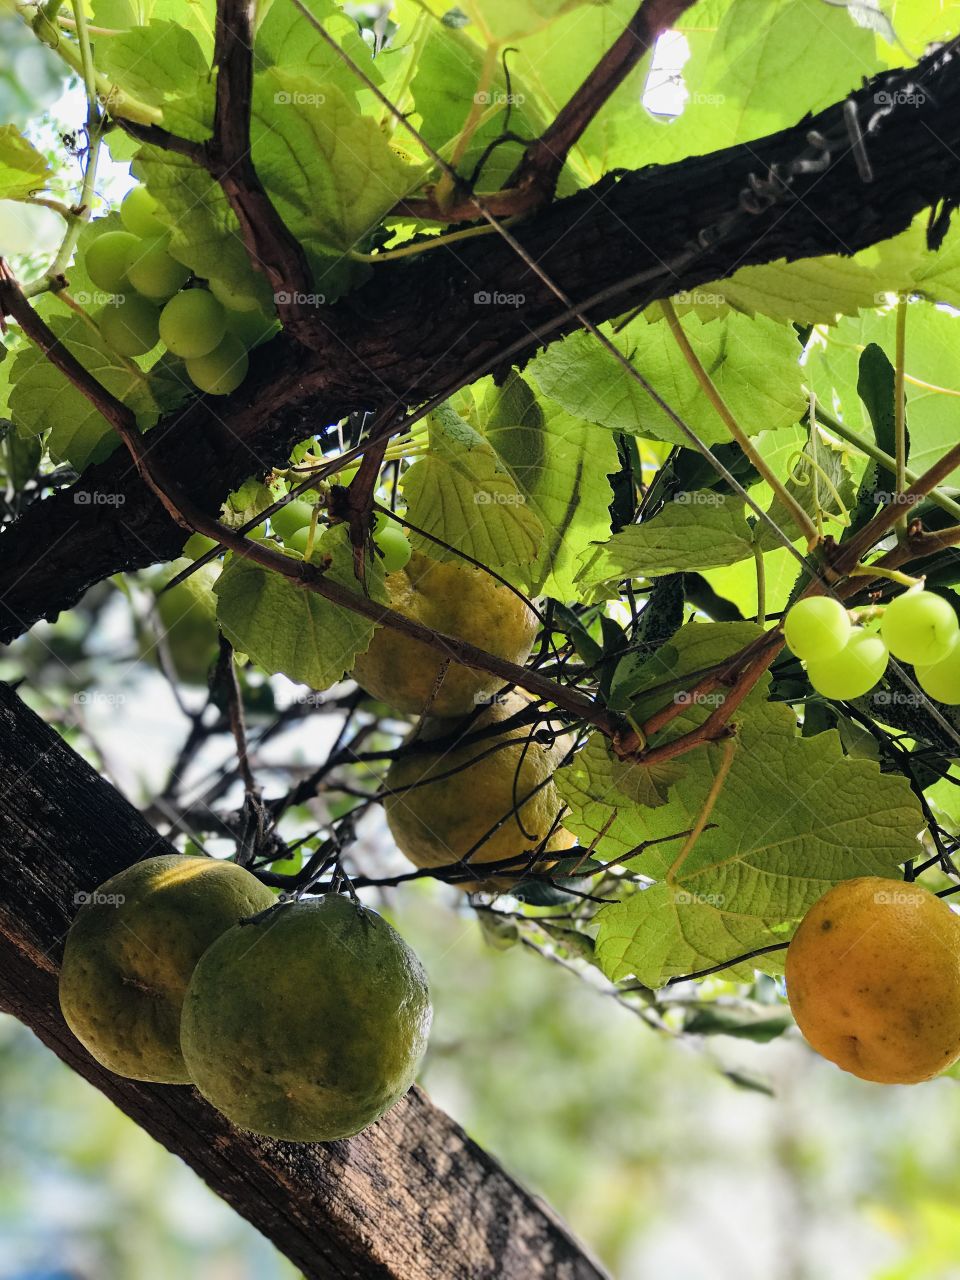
top-left (59, 855), bottom-right (274, 1083)
top-left (785, 876), bottom-right (960, 1084)
top-left (350, 550), bottom-right (538, 717)
top-left (384, 692), bottom-right (575, 890)
top-left (180, 895), bottom-right (432, 1141)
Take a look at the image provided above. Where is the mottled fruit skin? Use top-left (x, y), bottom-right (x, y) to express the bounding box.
top-left (385, 692), bottom-right (574, 890)
top-left (59, 855), bottom-right (275, 1083)
top-left (786, 876), bottom-right (960, 1084)
top-left (350, 550), bottom-right (537, 717)
top-left (180, 896), bottom-right (432, 1141)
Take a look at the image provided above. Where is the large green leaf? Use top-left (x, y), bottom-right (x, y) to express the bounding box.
top-left (255, 0), bottom-right (382, 94)
top-left (577, 493), bottom-right (753, 587)
top-left (530, 310), bottom-right (805, 447)
top-left (0, 125), bottom-right (51, 202)
top-left (807, 299), bottom-right (960, 485)
top-left (97, 21), bottom-right (208, 110)
top-left (215, 527), bottom-right (387, 689)
top-left (478, 373), bottom-right (617, 598)
top-left (250, 71), bottom-right (421, 297)
top-left (401, 403), bottom-right (544, 576)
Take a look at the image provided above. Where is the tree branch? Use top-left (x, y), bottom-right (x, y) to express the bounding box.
top-left (0, 680), bottom-right (606, 1280)
top-left (3, 39), bottom-right (960, 642)
top-left (207, 0), bottom-right (317, 339)
top-left (505, 0), bottom-right (697, 210)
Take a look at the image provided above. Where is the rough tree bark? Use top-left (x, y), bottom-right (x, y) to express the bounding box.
top-left (1, 38), bottom-right (959, 642)
top-left (0, 682), bottom-right (607, 1280)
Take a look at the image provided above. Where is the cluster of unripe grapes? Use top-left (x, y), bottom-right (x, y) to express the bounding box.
top-left (784, 589), bottom-right (960, 703)
top-left (271, 486), bottom-right (413, 572)
top-left (84, 185), bottom-right (266, 395)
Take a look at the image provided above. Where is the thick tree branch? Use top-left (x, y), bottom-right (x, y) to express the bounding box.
top-left (3, 40), bottom-right (960, 642)
top-left (0, 269), bottom-right (618, 732)
top-left (0, 680), bottom-right (606, 1280)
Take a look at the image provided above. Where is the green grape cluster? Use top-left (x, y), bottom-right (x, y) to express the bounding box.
top-left (784, 589), bottom-right (960, 705)
top-left (84, 184), bottom-right (275, 396)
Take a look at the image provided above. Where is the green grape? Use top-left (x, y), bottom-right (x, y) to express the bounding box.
top-left (224, 305), bottom-right (278, 349)
top-left (120, 185), bottom-right (165, 238)
top-left (374, 522), bottom-right (412, 574)
top-left (97, 295), bottom-right (161, 356)
top-left (805, 629), bottom-right (889, 700)
top-left (208, 275), bottom-right (265, 313)
top-left (183, 532), bottom-right (219, 559)
top-left (880, 589), bottom-right (960, 665)
top-left (85, 230), bottom-right (138, 292)
top-left (284, 526), bottom-right (311, 556)
top-left (186, 333), bottom-right (249, 395)
top-left (272, 498), bottom-right (315, 541)
top-left (125, 237), bottom-right (190, 300)
top-left (160, 289), bottom-right (227, 358)
top-left (783, 596), bottom-right (851, 660)
top-left (915, 653), bottom-right (960, 705)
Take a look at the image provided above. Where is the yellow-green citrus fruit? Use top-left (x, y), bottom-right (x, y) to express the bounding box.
top-left (180, 895), bottom-right (432, 1141)
top-left (384, 692), bottom-right (574, 891)
top-left (152, 558), bottom-right (221, 685)
top-left (785, 876), bottom-right (960, 1084)
top-left (59, 855), bottom-right (274, 1083)
top-left (350, 550), bottom-right (538, 718)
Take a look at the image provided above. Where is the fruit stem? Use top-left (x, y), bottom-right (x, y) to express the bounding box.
top-left (666, 733), bottom-right (738, 883)
top-left (848, 565), bottom-right (922, 588)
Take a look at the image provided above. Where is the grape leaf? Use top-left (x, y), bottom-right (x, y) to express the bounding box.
top-left (529, 310), bottom-right (805, 447)
top-left (401, 404), bottom-right (544, 576)
top-left (577, 493), bottom-right (753, 588)
top-left (0, 125), bottom-right (51, 201)
top-left (478, 373), bottom-right (617, 598)
top-left (255, 0), bottom-right (382, 94)
top-left (8, 308), bottom-right (182, 469)
top-left (97, 21), bottom-right (208, 110)
top-left (215, 527), bottom-right (388, 689)
top-left (250, 71), bottom-right (422, 298)
top-left (411, 24), bottom-right (560, 195)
